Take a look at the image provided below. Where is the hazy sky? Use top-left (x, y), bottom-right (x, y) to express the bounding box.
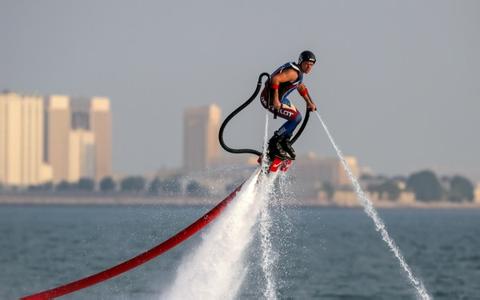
top-left (2, 0), bottom-right (479, 180)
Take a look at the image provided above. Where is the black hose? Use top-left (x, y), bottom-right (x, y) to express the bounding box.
top-left (291, 109), bottom-right (310, 144)
top-left (218, 72), bottom-right (311, 158)
top-left (218, 73), bottom-right (269, 157)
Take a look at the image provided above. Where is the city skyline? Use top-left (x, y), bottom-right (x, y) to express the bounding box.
top-left (2, 89), bottom-right (478, 184)
top-left (0, 91), bottom-right (111, 186)
top-left (1, 95), bottom-right (478, 204)
top-left (1, 1), bottom-right (479, 181)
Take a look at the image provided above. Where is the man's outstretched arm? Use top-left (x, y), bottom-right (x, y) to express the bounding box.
top-left (298, 83), bottom-right (317, 111)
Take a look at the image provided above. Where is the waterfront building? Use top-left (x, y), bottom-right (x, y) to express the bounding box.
top-left (289, 152), bottom-right (360, 198)
top-left (68, 129), bottom-right (95, 182)
top-left (46, 95), bottom-right (71, 183)
top-left (183, 104), bottom-right (221, 172)
top-left (0, 92), bottom-right (52, 186)
top-left (90, 97), bottom-right (112, 181)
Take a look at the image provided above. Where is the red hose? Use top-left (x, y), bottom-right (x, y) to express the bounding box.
top-left (22, 184), bottom-right (243, 299)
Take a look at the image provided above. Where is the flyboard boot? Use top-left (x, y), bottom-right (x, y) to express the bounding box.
top-left (279, 135), bottom-right (296, 160)
top-left (267, 132), bottom-right (289, 161)
top-left (266, 132), bottom-right (293, 172)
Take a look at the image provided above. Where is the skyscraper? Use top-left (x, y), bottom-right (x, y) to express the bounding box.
top-left (68, 129), bottom-right (95, 182)
top-left (46, 95), bottom-right (71, 183)
top-left (90, 97), bottom-right (112, 181)
top-left (183, 104), bottom-right (221, 172)
top-left (45, 95), bottom-right (112, 183)
top-left (0, 92), bottom-right (52, 186)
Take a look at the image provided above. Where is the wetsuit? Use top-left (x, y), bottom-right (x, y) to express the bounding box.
top-left (260, 62), bottom-right (303, 138)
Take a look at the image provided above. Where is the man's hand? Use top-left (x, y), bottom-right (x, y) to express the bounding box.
top-left (273, 99), bottom-right (282, 110)
top-left (308, 102), bottom-right (317, 111)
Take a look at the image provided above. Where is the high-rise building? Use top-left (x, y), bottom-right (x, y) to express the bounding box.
top-left (46, 95), bottom-right (71, 183)
top-left (45, 95), bottom-right (112, 183)
top-left (0, 92), bottom-right (52, 186)
top-left (183, 104), bottom-right (221, 171)
top-left (68, 129), bottom-right (95, 182)
top-left (90, 97), bottom-right (112, 181)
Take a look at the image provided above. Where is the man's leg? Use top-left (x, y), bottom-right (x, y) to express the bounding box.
top-left (276, 106), bottom-right (302, 159)
top-left (260, 92), bottom-right (301, 160)
top-left (259, 90), bottom-right (287, 159)
top-left (276, 111), bottom-right (302, 138)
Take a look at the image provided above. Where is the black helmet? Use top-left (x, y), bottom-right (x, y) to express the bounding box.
top-left (298, 50), bottom-right (316, 64)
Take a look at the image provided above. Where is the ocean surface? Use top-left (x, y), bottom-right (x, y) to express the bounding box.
top-left (1, 204), bottom-right (479, 300)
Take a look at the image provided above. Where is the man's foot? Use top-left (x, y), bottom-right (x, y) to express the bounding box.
top-left (280, 137), bottom-right (296, 160)
top-left (268, 134), bottom-right (289, 161)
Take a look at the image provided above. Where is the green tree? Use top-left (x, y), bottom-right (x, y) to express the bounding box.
top-left (148, 177), bottom-right (163, 195)
top-left (386, 181), bottom-right (401, 200)
top-left (100, 177), bottom-right (116, 192)
top-left (78, 178), bottom-right (95, 191)
top-left (378, 180), bottom-right (401, 201)
top-left (322, 181), bottom-right (335, 199)
top-left (360, 174), bottom-right (374, 181)
top-left (56, 180), bottom-right (75, 192)
top-left (120, 176), bottom-right (146, 193)
top-left (448, 175), bottom-right (474, 202)
top-left (186, 180), bottom-right (209, 197)
top-left (42, 182), bottom-right (54, 191)
top-left (162, 176), bottom-right (181, 196)
top-left (27, 182), bottom-right (53, 192)
top-left (406, 170), bottom-right (443, 201)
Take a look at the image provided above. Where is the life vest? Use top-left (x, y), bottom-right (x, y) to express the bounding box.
top-left (270, 62), bottom-right (303, 100)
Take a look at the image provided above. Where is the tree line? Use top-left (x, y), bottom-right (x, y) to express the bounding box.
top-left (1, 175), bottom-right (211, 197)
top-left (1, 169), bottom-right (476, 202)
top-left (362, 170), bottom-right (475, 202)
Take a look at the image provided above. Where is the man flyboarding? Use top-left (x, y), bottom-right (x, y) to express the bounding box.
top-left (260, 50), bottom-right (317, 161)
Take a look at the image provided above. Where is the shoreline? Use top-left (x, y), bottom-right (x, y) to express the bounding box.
top-left (1, 194), bottom-right (479, 209)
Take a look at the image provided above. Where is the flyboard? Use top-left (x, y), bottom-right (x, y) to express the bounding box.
top-left (22, 73), bottom-right (309, 299)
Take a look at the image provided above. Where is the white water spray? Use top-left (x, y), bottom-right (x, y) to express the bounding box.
top-left (261, 112), bottom-right (271, 170)
top-left (314, 111), bottom-right (431, 300)
top-left (162, 170), bottom-right (257, 299)
top-left (162, 113), bottom-right (279, 300)
top-left (257, 112), bottom-right (281, 300)
top-left (258, 183), bottom-right (278, 300)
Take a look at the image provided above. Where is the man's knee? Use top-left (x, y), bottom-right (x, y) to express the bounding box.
top-left (294, 112), bottom-right (302, 124)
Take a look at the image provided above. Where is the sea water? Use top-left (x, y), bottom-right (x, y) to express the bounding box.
top-left (2, 205), bottom-right (480, 299)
